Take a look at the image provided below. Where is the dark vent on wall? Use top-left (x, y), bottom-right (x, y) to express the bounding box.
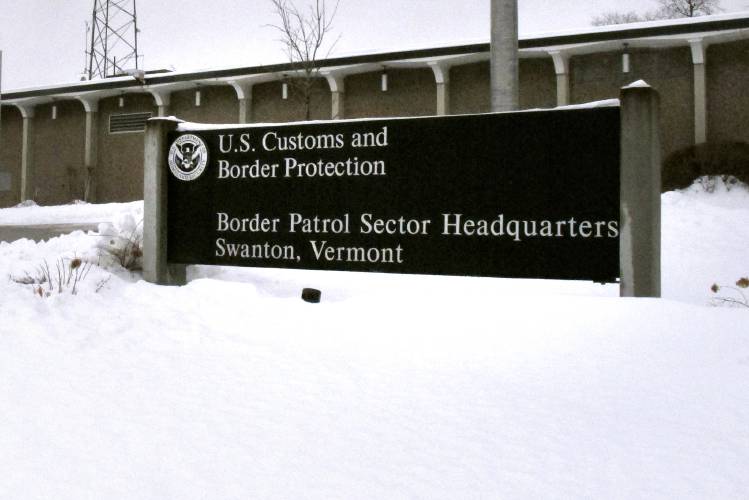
top-left (109, 112), bottom-right (152, 133)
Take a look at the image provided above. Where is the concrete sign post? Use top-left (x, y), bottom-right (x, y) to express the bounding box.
top-left (143, 117), bottom-right (186, 285)
top-left (619, 83), bottom-right (661, 297)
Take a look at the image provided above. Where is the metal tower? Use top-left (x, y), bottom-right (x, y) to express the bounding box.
top-left (86, 0), bottom-right (140, 79)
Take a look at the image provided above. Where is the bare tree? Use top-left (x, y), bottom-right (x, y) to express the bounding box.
top-left (592, 11), bottom-right (647, 26)
top-left (657, 0), bottom-right (720, 17)
top-left (268, 0), bottom-right (340, 120)
top-left (591, 0), bottom-right (720, 25)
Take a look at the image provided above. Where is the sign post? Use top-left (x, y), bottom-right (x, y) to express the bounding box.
top-left (143, 117), bottom-right (186, 285)
top-left (619, 83), bottom-right (661, 297)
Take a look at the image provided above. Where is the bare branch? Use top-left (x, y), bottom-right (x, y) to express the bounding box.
top-left (591, 11), bottom-right (645, 26)
top-left (591, 0), bottom-right (721, 25)
top-left (267, 0), bottom-right (340, 120)
top-left (657, 0), bottom-right (720, 17)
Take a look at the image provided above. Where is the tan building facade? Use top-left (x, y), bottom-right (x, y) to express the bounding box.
top-left (2, 14), bottom-right (749, 207)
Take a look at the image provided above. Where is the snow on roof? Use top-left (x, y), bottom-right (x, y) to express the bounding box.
top-left (2, 74), bottom-right (138, 96)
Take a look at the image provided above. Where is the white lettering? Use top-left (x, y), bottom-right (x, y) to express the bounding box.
top-left (310, 240), bottom-right (403, 264)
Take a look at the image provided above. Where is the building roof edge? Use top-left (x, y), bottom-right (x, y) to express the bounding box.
top-left (3, 13), bottom-right (749, 101)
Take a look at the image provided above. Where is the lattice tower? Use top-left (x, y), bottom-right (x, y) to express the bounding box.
top-left (86, 0), bottom-right (140, 79)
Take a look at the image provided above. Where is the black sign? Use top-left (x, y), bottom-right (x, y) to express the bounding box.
top-left (166, 107), bottom-right (620, 282)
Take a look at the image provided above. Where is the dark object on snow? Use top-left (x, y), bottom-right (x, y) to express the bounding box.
top-left (301, 288), bottom-right (321, 303)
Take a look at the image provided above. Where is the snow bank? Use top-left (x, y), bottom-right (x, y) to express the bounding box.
top-left (0, 200), bottom-right (142, 226)
top-left (0, 184), bottom-right (747, 499)
top-left (662, 177), bottom-right (749, 303)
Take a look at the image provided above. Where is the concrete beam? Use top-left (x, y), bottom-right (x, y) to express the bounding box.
top-left (13, 103), bottom-right (35, 120)
top-left (548, 50), bottom-right (570, 106)
top-left (75, 96), bottom-right (99, 113)
top-left (323, 73), bottom-right (346, 120)
top-left (689, 38), bottom-right (708, 144)
top-left (228, 80), bottom-right (254, 124)
top-left (428, 62), bottom-right (450, 116)
top-left (147, 89), bottom-right (172, 117)
top-left (619, 83), bottom-right (661, 298)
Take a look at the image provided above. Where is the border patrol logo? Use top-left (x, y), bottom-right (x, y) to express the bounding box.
top-left (168, 134), bottom-right (208, 181)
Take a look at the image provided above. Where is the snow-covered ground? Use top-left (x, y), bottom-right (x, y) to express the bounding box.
top-left (0, 200), bottom-right (142, 226)
top-left (1, 181), bottom-right (748, 499)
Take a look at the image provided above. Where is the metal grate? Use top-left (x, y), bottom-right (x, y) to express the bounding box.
top-left (109, 112), bottom-right (151, 133)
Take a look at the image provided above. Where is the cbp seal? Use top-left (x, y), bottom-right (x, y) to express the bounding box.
top-left (168, 134), bottom-right (208, 181)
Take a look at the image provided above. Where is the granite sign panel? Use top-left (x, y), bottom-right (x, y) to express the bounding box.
top-left (166, 107), bottom-right (620, 281)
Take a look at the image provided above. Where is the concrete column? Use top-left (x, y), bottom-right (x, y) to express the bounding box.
top-left (689, 39), bottom-right (707, 144)
top-left (330, 91), bottom-right (345, 120)
top-left (323, 73), bottom-right (345, 120)
top-left (229, 80), bottom-right (254, 124)
top-left (429, 62), bottom-right (450, 116)
top-left (83, 111), bottom-right (99, 202)
top-left (619, 83), bottom-right (661, 298)
top-left (18, 107), bottom-right (35, 201)
top-left (490, 0), bottom-right (519, 112)
top-left (238, 97), bottom-right (251, 124)
top-left (549, 51), bottom-right (570, 107)
top-left (77, 97), bottom-right (100, 203)
top-left (143, 117), bottom-right (186, 285)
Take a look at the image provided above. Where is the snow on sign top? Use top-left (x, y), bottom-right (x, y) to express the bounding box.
top-left (624, 80), bottom-right (651, 89)
top-left (176, 100), bottom-right (622, 133)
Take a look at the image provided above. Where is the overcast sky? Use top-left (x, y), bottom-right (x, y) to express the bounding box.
top-left (1, 0), bottom-right (748, 91)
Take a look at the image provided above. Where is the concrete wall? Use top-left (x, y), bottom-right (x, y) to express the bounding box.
top-left (449, 59), bottom-right (556, 115)
top-left (345, 68), bottom-right (436, 118)
top-left (97, 94), bottom-right (157, 202)
top-left (570, 52), bottom-right (623, 103)
top-left (571, 46), bottom-right (693, 156)
top-left (170, 86), bottom-right (238, 124)
top-left (0, 106), bottom-right (23, 207)
top-left (450, 62), bottom-right (489, 115)
top-left (707, 38), bottom-right (749, 144)
top-left (32, 101), bottom-right (86, 205)
top-left (253, 78), bottom-right (332, 123)
top-left (519, 58), bottom-right (557, 110)
top-left (630, 47), bottom-right (693, 156)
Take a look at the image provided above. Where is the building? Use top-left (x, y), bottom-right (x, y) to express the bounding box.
top-left (1, 13), bottom-right (749, 207)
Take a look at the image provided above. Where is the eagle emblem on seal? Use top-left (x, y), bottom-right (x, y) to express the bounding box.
top-left (168, 134), bottom-right (208, 181)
